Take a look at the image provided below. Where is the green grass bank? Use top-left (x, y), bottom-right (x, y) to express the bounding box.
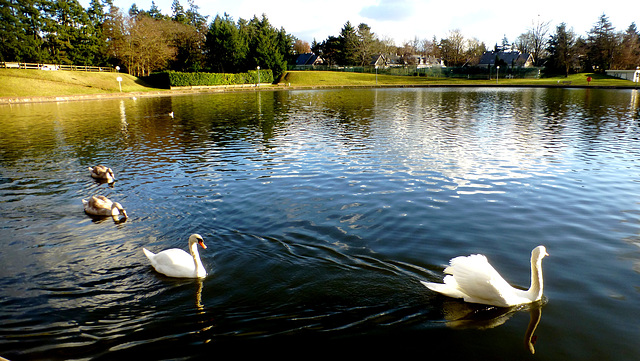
top-left (282, 70), bottom-right (636, 88)
top-left (1, 69), bottom-right (637, 103)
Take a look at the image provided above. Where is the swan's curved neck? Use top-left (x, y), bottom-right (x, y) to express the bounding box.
top-left (110, 204), bottom-right (121, 218)
top-left (190, 242), bottom-right (206, 277)
top-left (527, 256), bottom-right (544, 300)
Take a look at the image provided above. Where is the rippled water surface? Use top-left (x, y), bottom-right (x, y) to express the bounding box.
top-left (1, 87), bottom-right (640, 359)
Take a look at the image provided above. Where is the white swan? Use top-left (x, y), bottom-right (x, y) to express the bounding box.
top-left (421, 245), bottom-right (548, 307)
top-left (143, 234), bottom-right (207, 278)
top-left (82, 195), bottom-right (128, 221)
top-left (89, 165), bottom-right (116, 183)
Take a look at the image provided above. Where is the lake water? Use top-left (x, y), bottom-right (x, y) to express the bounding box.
top-left (1, 87), bottom-right (639, 360)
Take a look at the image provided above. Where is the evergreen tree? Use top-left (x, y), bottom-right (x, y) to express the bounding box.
top-left (185, 0), bottom-right (207, 29)
top-left (148, 1), bottom-right (165, 20)
top-left (313, 35), bottom-right (340, 66)
top-left (128, 3), bottom-right (143, 17)
top-left (171, 0), bottom-right (186, 24)
top-left (547, 22), bottom-right (578, 76)
top-left (205, 13), bottom-right (247, 72)
top-left (42, 0), bottom-right (95, 65)
top-left (277, 26), bottom-right (296, 66)
top-left (338, 21), bottom-right (358, 65)
top-left (0, 0), bottom-right (46, 62)
top-left (247, 14), bottom-right (286, 79)
top-left (587, 13), bottom-right (617, 72)
top-left (85, 0), bottom-right (109, 65)
top-left (102, 1), bottom-right (127, 68)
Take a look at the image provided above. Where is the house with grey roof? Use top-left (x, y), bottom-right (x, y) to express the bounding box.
top-left (369, 54), bottom-right (387, 68)
top-left (478, 50), bottom-right (534, 68)
top-left (295, 53), bottom-right (323, 67)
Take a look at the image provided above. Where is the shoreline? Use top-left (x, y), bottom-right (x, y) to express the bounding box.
top-left (2, 83), bottom-right (638, 105)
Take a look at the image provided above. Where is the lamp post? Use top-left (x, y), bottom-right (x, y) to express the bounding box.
top-left (116, 76), bottom-right (122, 92)
top-left (375, 65), bottom-right (378, 85)
top-left (257, 66), bottom-right (260, 86)
top-left (496, 66), bottom-right (500, 84)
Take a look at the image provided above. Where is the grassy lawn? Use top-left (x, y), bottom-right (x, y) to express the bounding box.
top-left (1, 68), bottom-right (637, 99)
top-left (283, 70), bottom-right (635, 87)
top-left (0, 69), bottom-right (157, 97)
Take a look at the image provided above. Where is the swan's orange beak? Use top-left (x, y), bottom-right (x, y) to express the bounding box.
top-left (198, 240), bottom-right (207, 249)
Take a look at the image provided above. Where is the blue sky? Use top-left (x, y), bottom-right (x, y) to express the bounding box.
top-left (93, 0), bottom-right (638, 47)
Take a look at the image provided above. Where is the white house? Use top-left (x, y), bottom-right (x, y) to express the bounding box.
top-left (605, 68), bottom-right (640, 82)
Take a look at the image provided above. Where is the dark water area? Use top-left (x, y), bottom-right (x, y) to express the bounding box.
top-left (1, 87), bottom-right (639, 359)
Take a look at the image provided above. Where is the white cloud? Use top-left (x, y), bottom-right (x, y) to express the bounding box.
top-left (360, 0), bottom-right (414, 21)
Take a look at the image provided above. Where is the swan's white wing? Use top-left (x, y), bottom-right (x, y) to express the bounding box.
top-left (444, 254), bottom-right (515, 306)
top-left (144, 248), bottom-right (196, 278)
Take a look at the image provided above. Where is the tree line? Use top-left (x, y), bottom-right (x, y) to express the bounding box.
top-left (1, 0), bottom-right (638, 79)
top-left (311, 14), bottom-right (639, 76)
top-left (0, 0), bottom-right (293, 79)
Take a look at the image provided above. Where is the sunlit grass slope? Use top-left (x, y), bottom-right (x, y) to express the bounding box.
top-left (1, 68), bottom-right (635, 99)
top-left (283, 70), bottom-right (634, 87)
top-left (0, 69), bottom-right (155, 97)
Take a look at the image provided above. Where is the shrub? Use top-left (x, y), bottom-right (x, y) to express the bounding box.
top-left (148, 69), bottom-right (274, 88)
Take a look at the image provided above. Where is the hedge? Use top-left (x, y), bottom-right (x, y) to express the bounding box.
top-left (147, 69), bottom-right (274, 88)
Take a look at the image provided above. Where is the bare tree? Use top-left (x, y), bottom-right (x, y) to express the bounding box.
top-left (611, 22), bottom-right (639, 70)
top-left (293, 39), bottom-right (311, 54)
top-left (422, 36), bottom-right (441, 59)
top-left (441, 29), bottom-right (466, 66)
top-left (378, 35), bottom-right (397, 56)
top-left (514, 32), bottom-right (534, 55)
top-left (465, 37), bottom-right (486, 66)
top-left (529, 16), bottom-right (550, 66)
top-left (355, 23), bottom-right (377, 66)
top-left (124, 16), bottom-right (177, 76)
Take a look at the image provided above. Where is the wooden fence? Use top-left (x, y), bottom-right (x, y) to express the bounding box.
top-left (1, 62), bottom-right (115, 72)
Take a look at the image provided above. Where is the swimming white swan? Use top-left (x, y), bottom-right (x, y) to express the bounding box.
top-left (421, 245), bottom-right (548, 307)
top-left (89, 165), bottom-right (116, 183)
top-left (143, 234), bottom-right (207, 278)
top-left (82, 195), bottom-right (128, 221)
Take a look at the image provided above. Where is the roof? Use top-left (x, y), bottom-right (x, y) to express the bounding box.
top-left (296, 53), bottom-right (320, 66)
top-left (479, 51), bottom-right (532, 66)
top-left (369, 54), bottom-right (385, 66)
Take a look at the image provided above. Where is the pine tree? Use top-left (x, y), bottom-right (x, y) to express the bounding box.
top-left (85, 0), bottom-right (109, 65)
top-left (587, 13), bottom-right (617, 72)
top-left (0, 0), bottom-right (46, 62)
top-left (248, 14), bottom-right (286, 79)
top-left (148, 1), bottom-right (164, 20)
top-left (171, 0), bottom-right (186, 24)
top-left (338, 21), bottom-right (358, 66)
top-left (205, 13), bottom-right (247, 73)
top-left (41, 0), bottom-right (94, 65)
top-left (547, 22), bottom-right (578, 76)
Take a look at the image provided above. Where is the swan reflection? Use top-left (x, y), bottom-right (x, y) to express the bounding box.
top-left (195, 279), bottom-right (203, 312)
top-left (440, 300), bottom-right (544, 354)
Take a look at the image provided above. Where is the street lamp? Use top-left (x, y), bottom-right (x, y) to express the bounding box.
top-left (257, 66), bottom-right (260, 86)
top-left (375, 65), bottom-right (378, 85)
top-left (116, 76), bottom-right (122, 92)
top-left (496, 66), bottom-right (500, 84)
